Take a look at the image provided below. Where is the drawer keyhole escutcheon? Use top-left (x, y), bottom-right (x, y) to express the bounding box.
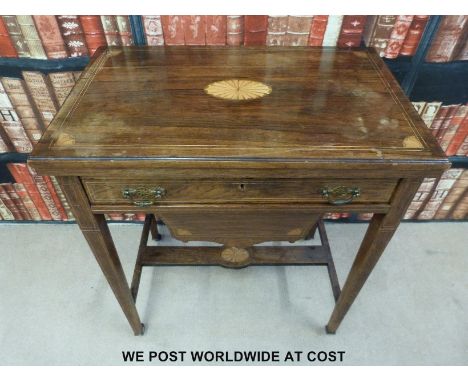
top-left (239, 183), bottom-right (246, 191)
top-left (122, 186), bottom-right (166, 206)
top-left (320, 186), bottom-right (361, 205)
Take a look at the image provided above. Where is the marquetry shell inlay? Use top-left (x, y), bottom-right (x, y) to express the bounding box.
top-left (204, 79), bottom-right (272, 101)
top-left (220, 247), bottom-right (250, 263)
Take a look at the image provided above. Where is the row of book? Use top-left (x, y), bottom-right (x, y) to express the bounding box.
top-left (0, 16), bottom-right (133, 59)
top-left (0, 162), bottom-right (146, 222)
top-left (412, 101), bottom-right (468, 156)
top-left (0, 71), bottom-right (81, 153)
top-left (1, 15), bottom-right (466, 61)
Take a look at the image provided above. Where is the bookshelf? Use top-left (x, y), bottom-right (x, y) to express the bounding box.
top-left (1, 15), bottom-right (467, 223)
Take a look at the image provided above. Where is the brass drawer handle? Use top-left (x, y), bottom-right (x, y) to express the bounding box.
top-left (320, 186), bottom-right (360, 205)
top-left (122, 186), bottom-right (166, 206)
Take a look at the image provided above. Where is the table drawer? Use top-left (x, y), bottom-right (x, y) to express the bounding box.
top-left (82, 178), bottom-right (397, 206)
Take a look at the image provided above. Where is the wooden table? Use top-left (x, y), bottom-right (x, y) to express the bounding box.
top-left (29, 46), bottom-right (449, 335)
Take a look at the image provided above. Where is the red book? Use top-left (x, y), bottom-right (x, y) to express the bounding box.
top-left (446, 112), bottom-right (468, 155)
top-left (244, 16), bottom-right (268, 46)
top-left (436, 105), bottom-right (460, 141)
top-left (426, 16), bottom-right (468, 62)
top-left (429, 105), bottom-right (450, 137)
top-left (14, 183), bottom-right (41, 220)
top-left (27, 166), bottom-right (62, 221)
top-left (205, 16), bottom-right (226, 45)
top-left (456, 135), bottom-right (468, 156)
top-left (0, 17), bottom-right (17, 57)
top-left (0, 184), bottom-right (22, 220)
top-left (6, 163), bottom-right (52, 220)
top-left (183, 15), bottom-right (206, 45)
top-left (226, 16), bottom-right (243, 46)
top-left (161, 16), bottom-right (185, 45)
top-left (384, 15), bottom-right (414, 58)
top-left (3, 183), bottom-right (31, 220)
top-left (337, 16), bottom-right (367, 48)
top-left (56, 15), bottom-right (89, 57)
top-left (308, 16), bottom-right (328, 46)
top-left (33, 16), bottom-right (68, 59)
top-left (400, 16), bottom-right (429, 56)
top-left (439, 105), bottom-right (468, 152)
top-left (79, 16), bottom-right (107, 56)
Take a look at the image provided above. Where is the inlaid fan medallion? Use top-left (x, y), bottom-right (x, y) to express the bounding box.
top-left (204, 79), bottom-right (272, 101)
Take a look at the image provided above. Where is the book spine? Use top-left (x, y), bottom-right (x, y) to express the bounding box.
top-left (0, 17), bottom-right (18, 57)
top-left (43, 175), bottom-right (67, 220)
top-left (0, 184), bottom-right (23, 219)
top-left (0, 192), bottom-right (15, 219)
top-left (16, 15), bottom-right (47, 59)
top-left (436, 105), bottom-right (460, 141)
top-left (22, 71), bottom-right (59, 127)
top-left (205, 16), bottom-right (226, 45)
top-left (412, 101), bottom-right (426, 115)
top-left (286, 16), bottom-right (313, 46)
top-left (50, 176), bottom-right (74, 220)
top-left (266, 16), bottom-right (289, 46)
top-left (308, 15), bottom-right (328, 46)
top-left (56, 15), bottom-right (89, 57)
top-left (362, 16), bottom-right (378, 47)
top-left (0, 133), bottom-right (9, 153)
top-left (3, 183), bottom-right (31, 220)
top-left (107, 213), bottom-right (124, 221)
top-left (439, 105), bottom-right (468, 152)
top-left (142, 16), bottom-right (164, 46)
top-left (450, 191), bottom-right (468, 219)
top-left (227, 16), bottom-right (244, 46)
top-left (79, 16), bottom-right (107, 56)
top-left (337, 15), bottom-right (367, 48)
top-left (33, 16), bottom-right (68, 59)
top-left (322, 15), bottom-right (344, 46)
top-left (384, 15), bottom-right (414, 59)
top-left (370, 15), bottom-right (397, 57)
top-left (0, 81), bottom-right (33, 153)
top-left (135, 213), bottom-right (146, 222)
top-left (123, 213), bottom-right (136, 221)
top-left (6, 163), bottom-right (52, 220)
top-left (446, 110), bottom-right (468, 155)
top-left (1, 77), bottom-right (44, 144)
top-left (426, 15), bottom-right (468, 62)
top-left (13, 182), bottom-right (41, 220)
top-left (244, 16), bottom-right (268, 46)
top-left (400, 16), bottom-right (429, 56)
top-left (455, 35), bottom-right (468, 60)
top-left (434, 170), bottom-right (468, 219)
top-left (100, 16), bottom-right (122, 46)
top-left (182, 15), bottom-right (206, 45)
top-left (48, 72), bottom-right (76, 106)
top-left (27, 166), bottom-right (62, 221)
top-left (404, 177), bottom-right (437, 219)
top-left (116, 16), bottom-right (133, 46)
top-left (429, 105), bottom-right (450, 136)
top-left (418, 169), bottom-right (464, 220)
top-left (420, 101), bottom-right (442, 128)
top-left (161, 16), bottom-right (185, 45)
top-left (455, 134), bottom-right (468, 156)
top-left (2, 16), bottom-right (31, 57)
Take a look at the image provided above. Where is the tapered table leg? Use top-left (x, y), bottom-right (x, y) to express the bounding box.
top-left (326, 179), bottom-right (422, 334)
top-left (57, 176), bottom-right (144, 335)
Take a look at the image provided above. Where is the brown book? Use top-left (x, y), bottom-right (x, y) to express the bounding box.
top-left (439, 105), bottom-right (468, 152)
top-left (0, 133), bottom-right (9, 153)
top-left (33, 16), bottom-right (68, 59)
top-left (43, 175), bottom-right (68, 220)
top-left (0, 183), bottom-right (22, 220)
top-left (3, 183), bottom-right (31, 220)
top-left (384, 15), bottom-right (413, 59)
top-left (27, 166), bottom-right (62, 221)
top-left (13, 183), bottom-right (41, 220)
top-left (266, 16), bottom-right (288, 46)
top-left (0, 192), bottom-right (15, 220)
top-left (48, 72), bottom-right (76, 106)
top-left (116, 16), bottom-right (133, 46)
top-left (0, 17), bottom-right (18, 57)
top-left (50, 176), bottom-right (74, 220)
top-left (16, 15), bottom-right (47, 59)
top-left (337, 15), bottom-right (367, 48)
top-left (161, 16), bottom-right (185, 45)
top-left (142, 16), bottom-right (164, 46)
top-left (455, 134), bottom-right (468, 156)
top-left (7, 163), bottom-right (52, 220)
top-left (205, 16), bottom-right (226, 45)
top-left (56, 16), bottom-right (89, 57)
top-left (1, 77), bottom-right (44, 144)
top-left (22, 71), bottom-right (59, 127)
top-left (434, 170), bottom-right (468, 219)
top-left (100, 16), bottom-right (122, 46)
top-left (182, 16), bottom-right (206, 45)
top-left (244, 16), bottom-right (268, 46)
top-left (447, 106), bottom-right (468, 155)
top-left (404, 177), bottom-right (437, 219)
top-left (286, 16), bottom-right (313, 46)
top-left (426, 16), bottom-right (468, 62)
top-left (400, 16), bottom-right (429, 56)
top-left (420, 101), bottom-right (442, 129)
top-left (308, 16), bottom-right (328, 46)
top-left (0, 80), bottom-right (33, 153)
top-left (455, 35), bottom-right (468, 60)
top-left (368, 15), bottom-right (397, 57)
top-left (418, 169), bottom-right (464, 220)
top-left (436, 105), bottom-right (460, 141)
top-left (429, 105), bottom-right (450, 137)
top-left (450, 190), bottom-right (468, 219)
top-left (227, 16), bottom-right (244, 46)
top-left (2, 16), bottom-right (31, 57)
top-left (79, 16), bottom-right (107, 56)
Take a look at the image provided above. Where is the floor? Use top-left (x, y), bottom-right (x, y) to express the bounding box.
top-left (0, 221), bottom-right (466, 365)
